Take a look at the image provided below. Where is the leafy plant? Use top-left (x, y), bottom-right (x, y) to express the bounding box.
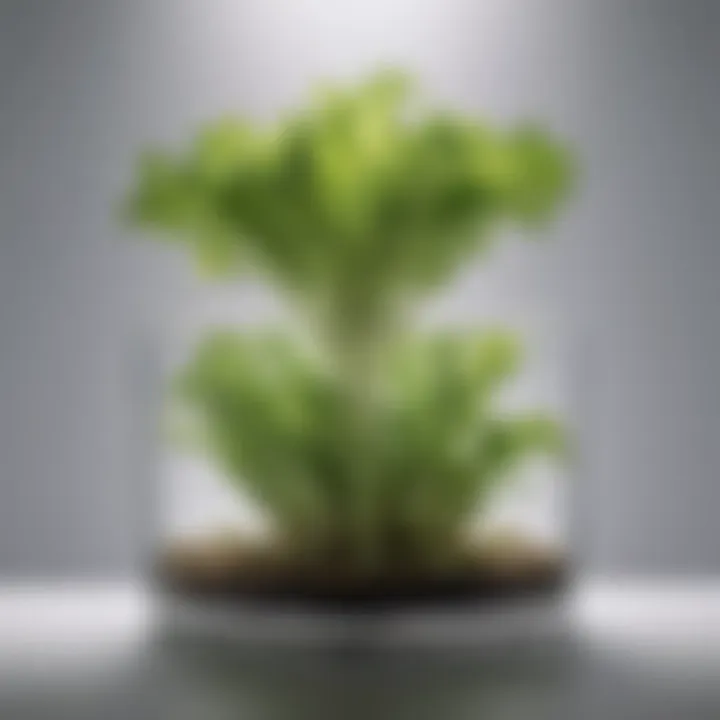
top-left (174, 329), bottom-right (563, 571)
top-left (125, 69), bottom-right (572, 576)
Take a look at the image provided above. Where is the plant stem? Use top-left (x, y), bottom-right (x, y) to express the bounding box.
top-left (324, 308), bottom-right (395, 574)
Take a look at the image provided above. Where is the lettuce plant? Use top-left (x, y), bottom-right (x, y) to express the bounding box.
top-left (125, 70), bottom-right (572, 575)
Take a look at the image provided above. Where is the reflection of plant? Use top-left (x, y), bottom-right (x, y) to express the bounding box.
top-left (126, 69), bottom-right (572, 574)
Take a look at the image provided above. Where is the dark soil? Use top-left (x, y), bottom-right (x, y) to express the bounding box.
top-left (158, 532), bottom-right (566, 611)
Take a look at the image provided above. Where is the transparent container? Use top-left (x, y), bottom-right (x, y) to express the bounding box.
top-left (146, 292), bottom-right (577, 646)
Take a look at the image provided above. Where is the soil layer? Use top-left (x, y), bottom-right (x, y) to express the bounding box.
top-left (158, 532), bottom-right (567, 610)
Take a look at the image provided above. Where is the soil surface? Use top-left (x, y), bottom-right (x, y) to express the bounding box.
top-left (158, 532), bottom-right (567, 610)
top-left (158, 536), bottom-right (566, 609)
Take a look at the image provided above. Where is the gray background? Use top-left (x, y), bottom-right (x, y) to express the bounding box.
top-left (0, 0), bottom-right (718, 579)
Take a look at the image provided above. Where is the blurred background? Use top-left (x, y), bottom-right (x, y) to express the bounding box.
top-left (2, 0), bottom-right (720, 581)
top-left (0, 0), bottom-right (719, 716)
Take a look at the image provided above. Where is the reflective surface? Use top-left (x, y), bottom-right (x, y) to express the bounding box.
top-left (1, 632), bottom-right (720, 719)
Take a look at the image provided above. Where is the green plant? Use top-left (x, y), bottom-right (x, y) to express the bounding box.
top-left (125, 69), bottom-right (572, 576)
